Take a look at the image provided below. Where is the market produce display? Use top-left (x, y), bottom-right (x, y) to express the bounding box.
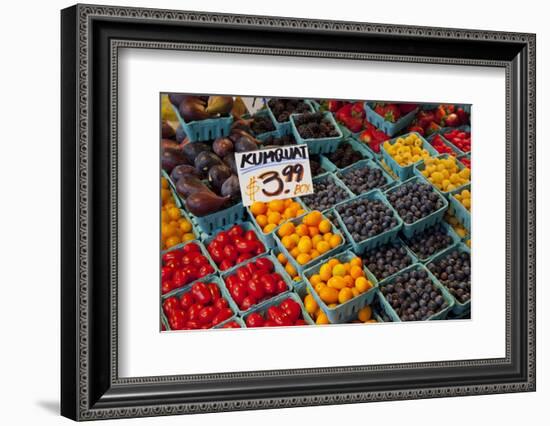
top-left (160, 95), bottom-right (473, 331)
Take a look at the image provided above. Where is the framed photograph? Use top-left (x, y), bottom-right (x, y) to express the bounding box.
top-left (61, 4), bottom-right (536, 421)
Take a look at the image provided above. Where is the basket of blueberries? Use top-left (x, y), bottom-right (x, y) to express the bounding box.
top-left (384, 176), bottom-right (448, 239)
top-left (377, 263), bottom-right (455, 321)
top-left (426, 243), bottom-right (471, 315)
top-left (334, 189), bottom-right (403, 254)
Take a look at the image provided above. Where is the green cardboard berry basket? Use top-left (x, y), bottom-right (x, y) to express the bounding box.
top-left (266, 98), bottom-right (315, 137)
top-left (334, 189), bottom-right (403, 254)
top-left (273, 210), bottom-right (347, 275)
top-left (448, 184), bottom-right (471, 230)
top-left (161, 274), bottom-right (240, 331)
top-left (289, 111), bottom-right (343, 155)
top-left (377, 263), bottom-right (456, 321)
top-left (380, 131), bottom-right (438, 181)
top-left (188, 201), bottom-right (247, 236)
top-left (413, 153), bottom-right (471, 198)
top-left (303, 249), bottom-right (379, 324)
top-left (296, 172), bottom-right (355, 213)
top-left (383, 176), bottom-right (448, 239)
top-left (172, 104), bottom-right (233, 143)
top-left (241, 291), bottom-right (315, 327)
top-left (399, 221), bottom-right (462, 264)
top-left (336, 158), bottom-right (396, 196)
top-left (364, 102), bottom-right (419, 137)
top-left (220, 253), bottom-right (293, 316)
top-left (425, 242), bottom-right (471, 315)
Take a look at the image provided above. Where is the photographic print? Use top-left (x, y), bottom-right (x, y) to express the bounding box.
top-left (160, 95), bottom-right (472, 330)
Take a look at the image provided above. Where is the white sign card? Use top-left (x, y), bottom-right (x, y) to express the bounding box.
top-left (235, 144), bottom-right (314, 206)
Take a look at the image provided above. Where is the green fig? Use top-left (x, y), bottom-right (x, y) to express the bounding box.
top-left (206, 96), bottom-right (234, 115)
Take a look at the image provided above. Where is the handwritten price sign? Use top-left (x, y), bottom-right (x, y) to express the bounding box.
top-left (235, 144), bottom-right (314, 207)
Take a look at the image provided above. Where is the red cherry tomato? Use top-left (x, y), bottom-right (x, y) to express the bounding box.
top-left (280, 299), bottom-right (301, 322)
top-left (187, 304), bottom-right (204, 321)
top-left (162, 251), bottom-right (180, 264)
top-left (168, 310), bottom-right (187, 330)
top-left (161, 266), bottom-right (173, 282)
top-left (197, 264), bottom-right (214, 278)
top-left (212, 308), bottom-right (233, 326)
top-left (247, 280), bottom-right (265, 300)
top-left (261, 274), bottom-right (276, 295)
top-left (221, 321), bottom-right (241, 328)
top-left (191, 282), bottom-right (212, 305)
top-left (179, 292), bottom-right (194, 310)
top-left (163, 297), bottom-right (179, 315)
top-left (207, 283), bottom-right (221, 301)
top-left (236, 266), bottom-right (251, 282)
top-left (219, 259), bottom-right (234, 271)
top-left (266, 306), bottom-right (292, 326)
top-left (264, 320), bottom-right (277, 327)
top-left (236, 253), bottom-right (253, 264)
top-left (192, 254), bottom-right (209, 267)
top-left (214, 231), bottom-right (230, 245)
top-left (183, 242), bottom-right (200, 254)
top-left (222, 244), bottom-right (238, 262)
top-left (208, 245), bottom-right (223, 264)
top-left (240, 295), bottom-right (257, 311)
top-left (245, 312), bottom-right (265, 328)
top-left (161, 280), bottom-right (173, 294)
top-left (185, 320), bottom-right (200, 329)
top-left (235, 240), bottom-right (256, 253)
top-left (255, 242), bottom-right (266, 255)
top-left (227, 225), bottom-right (244, 239)
top-left (229, 282), bottom-right (246, 305)
top-left (244, 230), bottom-right (258, 241)
top-left (214, 298), bottom-right (229, 311)
top-left (255, 257), bottom-right (274, 273)
top-left (225, 275), bottom-right (239, 290)
top-left (275, 278), bottom-right (287, 294)
top-left (198, 306), bottom-right (217, 325)
top-left (172, 269), bottom-right (188, 288)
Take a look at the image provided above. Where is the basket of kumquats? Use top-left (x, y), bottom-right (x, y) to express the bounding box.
top-left (303, 250), bottom-right (378, 324)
